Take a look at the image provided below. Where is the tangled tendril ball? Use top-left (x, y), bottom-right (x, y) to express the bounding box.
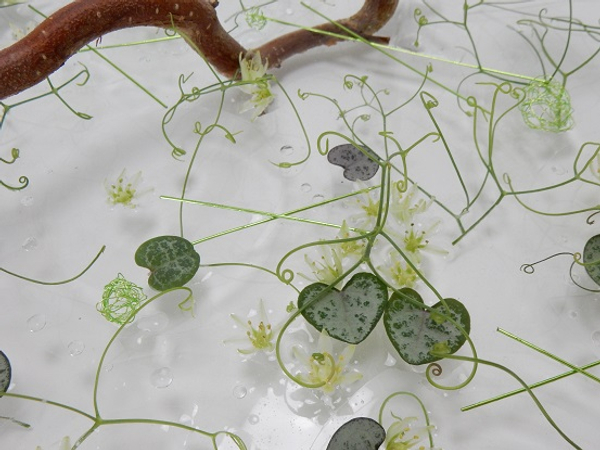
top-left (519, 78), bottom-right (574, 132)
top-left (98, 273), bottom-right (147, 324)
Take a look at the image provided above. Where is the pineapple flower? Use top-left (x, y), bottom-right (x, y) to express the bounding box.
top-left (378, 250), bottom-right (419, 289)
top-left (36, 436), bottom-right (71, 450)
top-left (238, 52), bottom-right (275, 120)
top-left (384, 415), bottom-right (439, 450)
top-left (292, 329), bottom-right (362, 394)
top-left (225, 299), bottom-right (281, 355)
top-left (104, 169), bottom-right (152, 209)
top-left (389, 182), bottom-right (433, 227)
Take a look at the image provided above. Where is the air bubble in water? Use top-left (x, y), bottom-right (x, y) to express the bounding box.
top-left (301, 183), bottom-right (312, 193)
top-left (232, 385), bottom-right (247, 399)
top-left (150, 367), bottom-right (173, 388)
top-left (248, 414), bottom-right (260, 425)
top-left (22, 237), bottom-right (37, 251)
top-left (27, 314), bottom-right (46, 332)
top-left (20, 196), bottom-right (34, 206)
top-left (68, 340), bottom-right (85, 356)
top-left (312, 194), bottom-right (325, 203)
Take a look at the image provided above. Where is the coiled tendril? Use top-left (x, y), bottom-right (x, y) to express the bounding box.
top-left (519, 78), bottom-right (573, 132)
top-left (97, 273), bottom-right (147, 324)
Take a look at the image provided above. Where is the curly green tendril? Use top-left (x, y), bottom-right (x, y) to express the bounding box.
top-left (519, 78), bottom-right (574, 132)
top-left (97, 273), bottom-right (147, 324)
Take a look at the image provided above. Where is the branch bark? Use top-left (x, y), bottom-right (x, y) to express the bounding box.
top-left (0, 0), bottom-right (399, 100)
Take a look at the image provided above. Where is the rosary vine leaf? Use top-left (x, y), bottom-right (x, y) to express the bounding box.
top-left (327, 143), bottom-right (380, 181)
top-left (583, 234), bottom-right (600, 286)
top-left (326, 417), bottom-right (386, 450)
top-left (135, 236), bottom-right (200, 291)
top-left (384, 288), bottom-right (470, 365)
top-left (298, 272), bottom-right (388, 344)
top-left (0, 351), bottom-right (10, 394)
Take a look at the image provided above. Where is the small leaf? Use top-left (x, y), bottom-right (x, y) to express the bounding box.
top-left (583, 234), bottom-right (600, 286)
top-left (326, 417), bottom-right (386, 450)
top-left (298, 272), bottom-right (388, 344)
top-left (327, 143), bottom-right (380, 181)
top-left (0, 351), bottom-right (11, 395)
top-left (384, 288), bottom-right (470, 365)
top-left (135, 236), bottom-right (200, 291)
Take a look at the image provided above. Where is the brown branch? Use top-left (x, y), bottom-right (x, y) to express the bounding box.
top-left (0, 0), bottom-right (399, 101)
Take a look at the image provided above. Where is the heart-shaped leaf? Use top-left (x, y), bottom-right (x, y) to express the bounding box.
top-left (583, 234), bottom-right (600, 286)
top-left (0, 351), bottom-right (11, 395)
top-left (135, 236), bottom-right (200, 291)
top-left (327, 143), bottom-right (380, 181)
top-left (326, 417), bottom-right (386, 450)
top-left (384, 288), bottom-right (470, 365)
top-left (298, 272), bottom-right (388, 344)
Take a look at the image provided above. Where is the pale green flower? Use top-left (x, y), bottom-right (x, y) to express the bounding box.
top-left (385, 415), bottom-right (439, 450)
top-left (336, 220), bottom-right (366, 258)
top-left (378, 251), bottom-right (419, 289)
top-left (238, 52), bottom-right (275, 120)
top-left (401, 221), bottom-right (447, 264)
top-left (390, 183), bottom-right (432, 226)
top-left (36, 436), bottom-right (71, 450)
top-left (293, 330), bottom-right (362, 394)
top-left (226, 299), bottom-right (279, 355)
top-left (299, 245), bottom-right (345, 286)
top-left (104, 169), bottom-right (152, 209)
top-left (348, 183), bottom-right (381, 229)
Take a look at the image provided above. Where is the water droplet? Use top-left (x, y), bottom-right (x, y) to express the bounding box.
top-left (301, 183), bottom-right (312, 193)
top-left (248, 414), bottom-right (260, 425)
top-left (280, 145), bottom-right (294, 155)
top-left (20, 196), bottom-right (34, 206)
top-left (568, 310), bottom-right (578, 319)
top-left (21, 237), bottom-right (37, 251)
top-left (384, 353), bottom-right (397, 367)
top-left (137, 313), bottom-right (169, 333)
top-left (592, 331), bottom-right (600, 346)
top-left (150, 367), bottom-right (173, 388)
top-left (232, 385), bottom-right (247, 399)
top-left (285, 8), bottom-right (293, 15)
top-left (68, 340), bottom-right (85, 356)
top-left (312, 194), bottom-right (325, 203)
top-left (179, 414), bottom-right (194, 426)
top-left (27, 314), bottom-right (46, 332)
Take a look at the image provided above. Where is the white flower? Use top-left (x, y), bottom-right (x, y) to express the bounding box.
top-left (378, 251), bottom-right (419, 289)
top-left (225, 299), bottom-right (280, 355)
top-left (385, 415), bottom-right (439, 450)
top-left (292, 329), bottom-right (362, 394)
top-left (299, 245), bottom-right (344, 286)
top-left (390, 183), bottom-right (432, 226)
top-left (238, 52), bottom-right (274, 120)
top-left (347, 182), bottom-right (381, 230)
top-left (36, 436), bottom-right (71, 450)
top-left (399, 221), bottom-right (447, 264)
top-left (104, 169), bottom-right (152, 209)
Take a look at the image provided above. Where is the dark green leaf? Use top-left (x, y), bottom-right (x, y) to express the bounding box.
top-left (326, 417), bottom-right (386, 450)
top-left (583, 234), bottom-right (600, 286)
top-left (135, 236), bottom-right (200, 291)
top-left (384, 288), bottom-right (470, 365)
top-left (298, 273), bottom-right (388, 344)
top-left (0, 351), bottom-right (11, 395)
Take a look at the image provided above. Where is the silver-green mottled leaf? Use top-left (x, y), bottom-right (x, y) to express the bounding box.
top-left (384, 288), bottom-right (470, 365)
top-left (0, 351), bottom-right (11, 394)
top-left (326, 417), bottom-right (386, 450)
top-left (298, 273), bottom-right (388, 344)
top-left (583, 234), bottom-right (600, 286)
top-left (135, 235), bottom-right (200, 291)
top-left (327, 144), bottom-right (380, 181)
